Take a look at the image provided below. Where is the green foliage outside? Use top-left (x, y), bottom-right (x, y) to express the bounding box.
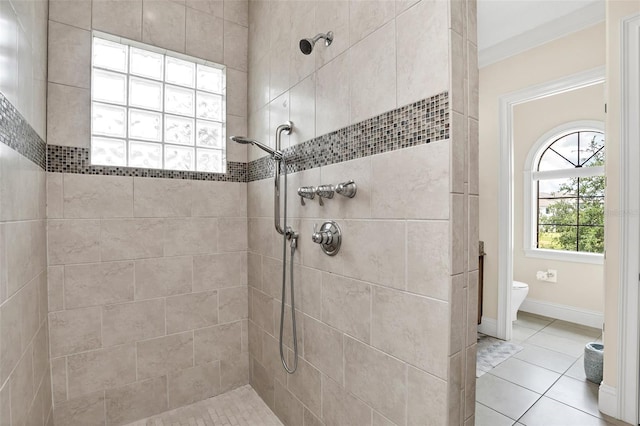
top-left (538, 136), bottom-right (605, 253)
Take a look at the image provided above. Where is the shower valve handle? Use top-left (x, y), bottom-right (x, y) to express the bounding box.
top-left (297, 186), bottom-right (316, 206)
top-left (315, 185), bottom-right (334, 206)
top-left (312, 221), bottom-right (341, 256)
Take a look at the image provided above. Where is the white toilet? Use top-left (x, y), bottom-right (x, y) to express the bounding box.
top-left (512, 281), bottom-right (530, 321)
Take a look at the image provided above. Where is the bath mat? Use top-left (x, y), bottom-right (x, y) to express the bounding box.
top-left (476, 334), bottom-right (523, 377)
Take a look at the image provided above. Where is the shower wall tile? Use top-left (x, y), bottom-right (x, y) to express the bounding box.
top-left (166, 290), bottom-right (219, 333)
top-left (322, 375), bottom-right (372, 426)
top-left (371, 141), bottom-right (450, 220)
top-left (47, 22), bottom-right (90, 88)
top-left (315, 51), bottom-right (350, 136)
top-left (66, 344), bottom-right (137, 398)
top-left (185, 8), bottom-right (224, 63)
top-left (136, 332), bottom-right (194, 380)
top-left (133, 178), bottom-right (193, 218)
top-left (52, 390), bottom-right (105, 426)
top-left (49, 307), bottom-right (102, 357)
top-left (194, 322), bottom-right (243, 365)
top-left (92, 0), bottom-right (143, 41)
top-left (349, 20), bottom-right (397, 124)
top-left (105, 375), bottom-right (168, 424)
top-left (348, 0), bottom-right (395, 45)
top-left (320, 273), bottom-right (371, 343)
top-left (221, 355), bottom-right (250, 392)
top-left (286, 356), bottom-right (322, 415)
top-left (48, 219), bottom-right (100, 265)
top-left (135, 256), bottom-right (193, 299)
top-left (101, 299), bottom-right (166, 346)
top-left (396, 0), bottom-right (450, 107)
top-left (49, 0), bottom-right (92, 29)
top-left (142, 0), bottom-right (186, 52)
top-left (274, 379), bottom-right (304, 426)
top-left (101, 218), bottom-right (165, 261)
top-left (64, 261), bottom-right (134, 309)
top-left (46, 83), bottom-right (90, 149)
top-left (407, 366), bottom-right (448, 425)
top-left (224, 20), bottom-right (249, 72)
top-left (167, 361), bottom-right (222, 409)
top-left (406, 220), bottom-right (451, 300)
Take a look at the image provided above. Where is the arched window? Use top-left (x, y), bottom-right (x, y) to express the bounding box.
top-left (524, 122), bottom-right (605, 263)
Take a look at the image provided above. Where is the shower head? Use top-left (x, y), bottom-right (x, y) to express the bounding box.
top-left (230, 136), bottom-right (283, 160)
top-left (299, 31), bottom-right (334, 55)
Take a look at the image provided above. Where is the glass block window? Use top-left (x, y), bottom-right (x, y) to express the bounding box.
top-left (90, 35), bottom-right (226, 172)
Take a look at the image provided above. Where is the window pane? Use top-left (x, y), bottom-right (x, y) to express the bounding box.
top-left (578, 197), bottom-right (605, 226)
top-left (550, 132), bottom-right (579, 167)
top-left (538, 225), bottom-right (577, 251)
top-left (578, 226), bottom-right (604, 253)
top-left (93, 69), bottom-right (127, 105)
top-left (196, 120), bottom-right (223, 148)
top-left (92, 103), bottom-right (126, 138)
top-left (166, 56), bottom-right (195, 87)
top-left (129, 141), bottom-right (162, 168)
top-left (197, 65), bottom-right (223, 93)
top-left (93, 38), bottom-right (128, 72)
top-left (92, 137), bottom-right (126, 166)
top-left (538, 198), bottom-right (577, 226)
top-left (196, 92), bottom-right (222, 120)
top-left (165, 85), bottom-right (195, 116)
top-left (165, 115), bottom-right (194, 145)
top-left (538, 150), bottom-right (573, 171)
top-left (578, 175), bottom-right (605, 197)
top-left (130, 47), bottom-right (164, 80)
top-left (129, 109), bottom-right (162, 141)
top-left (165, 144), bottom-right (194, 171)
top-left (580, 132), bottom-right (605, 167)
top-left (129, 77), bottom-right (163, 111)
top-left (196, 148), bottom-right (222, 172)
top-left (538, 177), bottom-right (577, 198)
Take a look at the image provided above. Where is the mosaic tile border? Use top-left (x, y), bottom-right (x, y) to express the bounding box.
top-left (47, 145), bottom-right (248, 182)
top-left (248, 91), bottom-right (449, 182)
top-left (30, 90), bottom-right (446, 182)
top-left (0, 92), bottom-right (47, 169)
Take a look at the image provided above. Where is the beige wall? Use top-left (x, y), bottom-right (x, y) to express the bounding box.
top-left (602, 0), bottom-right (640, 390)
top-left (45, 0), bottom-right (251, 424)
top-left (512, 84), bottom-right (605, 312)
top-left (247, 0), bottom-right (479, 425)
top-left (479, 23), bottom-right (606, 320)
top-left (0, 0), bottom-right (52, 425)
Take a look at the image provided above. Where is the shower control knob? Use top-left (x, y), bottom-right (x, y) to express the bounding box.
top-left (316, 185), bottom-right (334, 206)
top-left (312, 221), bottom-right (341, 256)
top-left (335, 180), bottom-right (357, 198)
top-left (297, 186), bottom-right (316, 206)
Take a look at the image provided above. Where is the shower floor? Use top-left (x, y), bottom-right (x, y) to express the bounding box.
top-left (125, 385), bottom-right (283, 426)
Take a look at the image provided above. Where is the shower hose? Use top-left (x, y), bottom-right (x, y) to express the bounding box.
top-left (279, 156), bottom-right (298, 374)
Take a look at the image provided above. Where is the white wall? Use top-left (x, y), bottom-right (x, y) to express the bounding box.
top-left (512, 84), bottom-right (605, 313)
top-left (479, 22), bottom-right (605, 321)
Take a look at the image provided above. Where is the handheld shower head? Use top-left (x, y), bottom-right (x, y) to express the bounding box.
top-left (299, 31), bottom-right (333, 55)
top-left (230, 136), bottom-right (283, 160)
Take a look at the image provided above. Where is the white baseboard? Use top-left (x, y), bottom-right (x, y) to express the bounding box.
top-left (598, 384), bottom-right (618, 418)
top-left (519, 298), bottom-right (604, 329)
top-left (478, 317), bottom-right (498, 337)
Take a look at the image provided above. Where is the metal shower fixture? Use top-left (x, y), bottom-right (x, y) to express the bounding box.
top-left (299, 31), bottom-right (334, 55)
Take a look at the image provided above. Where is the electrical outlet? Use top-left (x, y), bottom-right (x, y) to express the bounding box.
top-left (536, 269), bottom-right (557, 282)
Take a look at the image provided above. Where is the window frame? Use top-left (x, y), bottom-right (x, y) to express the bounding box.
top-left (89, 31), bottom-right (227, 173)
top-left (523, 121), bottom-right (605, 264)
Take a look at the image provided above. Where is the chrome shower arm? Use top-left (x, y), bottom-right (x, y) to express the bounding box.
top-left (273, 122), bottom-right (293, 236)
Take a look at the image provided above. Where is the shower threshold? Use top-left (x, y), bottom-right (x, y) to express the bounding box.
top-left (125, 385), bottom-right (283, 426)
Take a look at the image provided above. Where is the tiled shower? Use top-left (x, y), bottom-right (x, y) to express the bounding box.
top-left (0, 0), bottom-right (478, 425)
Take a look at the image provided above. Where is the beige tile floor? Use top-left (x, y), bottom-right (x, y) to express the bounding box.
top-left (125, 385), bottom-right (283, 426)
top-left (476, 312), bottom-right (629, 426)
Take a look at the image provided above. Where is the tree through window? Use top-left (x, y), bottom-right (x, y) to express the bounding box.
top-left (535, 130), bottom-right (605, 253)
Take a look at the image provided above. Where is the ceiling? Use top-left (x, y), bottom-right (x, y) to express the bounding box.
top-left (477, 0), bottom-right (605, 66)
